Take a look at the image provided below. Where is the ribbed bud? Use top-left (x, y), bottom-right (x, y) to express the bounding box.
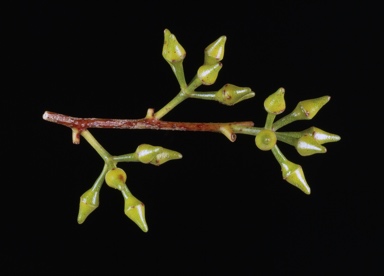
top-left (301, 127), bottom-right (341, 144)
top-left (77, 188), bottom-right (100, 224)
top-left (135, 144), bottom-right (182, 166)
top-left (124, 194), bottom-right (148, 232)
top-left (280, 160), bottom-right (311, 194)
top-left (215, 84), bottom-right (255, 105)
top-left (255, 129), bottom-right (277, 151)
top-left (162, 29), bottom-right (186, 64)
top-left (204, 36), bottom-right (226, 65)
top-left (295, 135), bottom-right (327, 156)
top-left (264, 87), bottom-right (286, 114)
top-left (105, 167), bottom-right (127, 190)
top-left (197, 63), bottom-right (222, 85)
top-left (291, 96), bottom-right (330, 120)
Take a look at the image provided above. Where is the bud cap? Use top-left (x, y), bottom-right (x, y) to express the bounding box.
top-left (204, 35), bottom-right (226, 65)
top-left (124, 195), bottom-right (148, 232)
top-left (77, 189), bottom-right (100, 224)
top-left (264, 87), bottom-right (286, 114)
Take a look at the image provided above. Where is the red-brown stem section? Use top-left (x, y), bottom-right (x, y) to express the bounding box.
top-left (43, 111), bottom-right (254, 142)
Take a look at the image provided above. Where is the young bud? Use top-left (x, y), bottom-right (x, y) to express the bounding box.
top-left (197, 63), bottom-right (222, 85)
top-left (291, 96), bottom-right (330, 120)
top-left (280, 160), bottom-right (311, 194)
top-left (77, 189), bottom-right (100, 224)
top-left (162, 29), bottom-right (186, 64)
top-left (215, 84), bottom-right (255, 105)
top-left (124, 194), bottom-right (148, 232)
top-left (204, 35), bottom-right (226, 65)
top-left (264, 87), bottom-right (286, 114)
top-left (273, 96), bottom-right (331, 130)
top-left (301, 127), bottom-right (341, 144)
top-left (295, 135), bottom-right (327, 156)
top-left (135, 144), bottom-right (182, 166)
top-left (255, 129), bottom-right (277, 151)
top-left (105, 168), bottom-right (127, 190)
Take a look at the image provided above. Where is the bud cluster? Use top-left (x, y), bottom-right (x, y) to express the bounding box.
top-left (48, 29), bottom-right (342, 232)
top-left (248, 88), bottom-right (341, 194)
top-left (77, 143), bottom-right (182, 232)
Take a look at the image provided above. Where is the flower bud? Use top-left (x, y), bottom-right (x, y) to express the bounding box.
top-left (291, 96), bottom-right (330, 120)
top-left (255, 129), bottom-right (277, 151)
top-left (264, 87), bottom-right (286, 114)
top-left (105, 167), bottom-right (127, 190)
top-left (124, 194), bottom-right (148, 232)
top-left (280, 160), bottom-right (311, 194)
top-left (204, 35), bottom-right (226, 65)
top-left (273, 96), bottom-right (331, 130)
top-left (295, 135), bottom-right (327, 156)
top-left (162, 29), bottom-right (186, 64)
top-left (301, 127), bottom-right (341, 144)
top-left (215, 84), bottom-right (255, 106)
top-left (135, 144), bottom-right (182, 166)
top-left (77, 188), bottom-right (100, 224)
top-left (197, 63), bottom-right (222, 85)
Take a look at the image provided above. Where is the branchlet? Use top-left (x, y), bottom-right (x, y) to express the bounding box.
top-left (43, 28), bottom-right (341, 232)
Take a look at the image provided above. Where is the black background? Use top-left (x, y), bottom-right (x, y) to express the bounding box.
top-left (4, 1), bottom-right (381, 275)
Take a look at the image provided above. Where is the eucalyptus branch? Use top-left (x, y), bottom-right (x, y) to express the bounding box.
top-left (42, 110), bottom-right (254, 143)
top-left (43, 29), bottom-right (341, 232)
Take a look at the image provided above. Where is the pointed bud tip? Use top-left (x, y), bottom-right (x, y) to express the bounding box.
top-left (77, 203), bottom-right (97, 224)
top-left (125, 205), bottom-right (149, 233)
top-left (281, 162), bottom-right (311, 195)
top-left (125, 197), bottom-right (148, 232)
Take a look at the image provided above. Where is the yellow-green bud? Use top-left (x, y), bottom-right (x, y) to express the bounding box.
top-left (215, 84), bottom-right (255, 105)
top-left (264, 87), bottom-right (286, 114)
top-left (280, 160), bottom-right (311, 194)
top-left (77, 188), bottom-right (100, 224)
top-left (135, 144), bottom-right (182, 166)
top-left (197, 63), bottom-right (222, 85)
top-left (291, 96), bottom-right (330, 120)
top-left (204, 35), bottom-right (226, 65)
top-left (124, 194), bottom-right (148, 232)
top-left (162, 29), bottom-right (186, 64)
top-left (295, 135), bottom-right (327, 156)
top-left (301, 127), bottom-right (341, 144)
top-left (105, 167), bottom-right (127, 190)
top-left (272, 96), bottom-right (332, 130)
top-left (255, 129), bottom-right (277, 151)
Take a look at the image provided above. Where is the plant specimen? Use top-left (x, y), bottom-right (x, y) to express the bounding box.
top-left (43, 29), bottom-right (341, 232)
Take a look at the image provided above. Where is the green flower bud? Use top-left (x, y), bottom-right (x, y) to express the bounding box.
top-left (255, 129), bottom-right (277, 151)
top-left (273, 96), bottom-right (331, 130)
top-left (162, 29), bottom-right (186, 64)
top-left (204, 35), bottom-right (226, 65)
top-left (197, 63), bottom-right (222, 85)
top-left (280, 160), bottom-right (311, 194)
top-left (105, 167), bottom-right (127, 190)
top-left (124, 194), bottom-right (148, 232)
top-left (77, 188), bottom-right (100, 224)
top-left (295, 135), bottom-right (327, 156)
top-left (291, 96), bottom-right (330, 120)
top-left (135, 144), bottom-right (182, 166)
top-left (215, 84), bottom-right (255, 105)
top-left (301, 127), bottom-right (341, 144)
top-left (264, 87), bottom-right (286, 114)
